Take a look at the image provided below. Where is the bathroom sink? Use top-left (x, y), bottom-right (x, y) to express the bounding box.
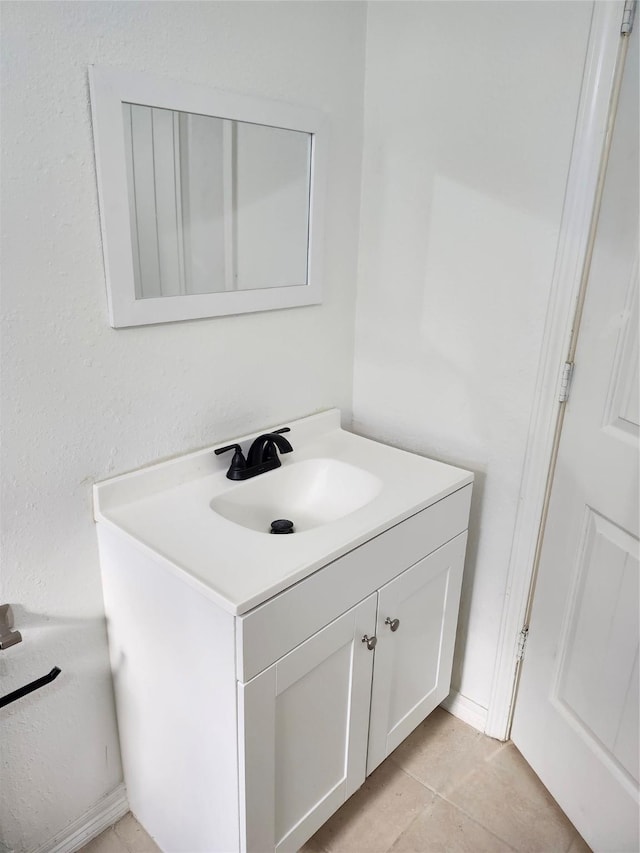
top-left (210, 458), bottom-right (383, 533)
top-left (94, 409), bottom-right (473, 614)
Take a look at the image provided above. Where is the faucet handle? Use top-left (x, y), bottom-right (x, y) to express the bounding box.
top-left (214, 443), bottom-right (248, 480)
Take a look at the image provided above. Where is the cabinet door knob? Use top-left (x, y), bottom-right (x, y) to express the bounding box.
top-left (361, 634), bottom-right (377, 651)
top-left (385, 617), bottom-right (400, 632)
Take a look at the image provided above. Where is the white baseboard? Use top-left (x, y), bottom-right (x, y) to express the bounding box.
top-left (30, 784), bottom-right (129, 853)
top-left (440, 690), bottom-right (489, 735)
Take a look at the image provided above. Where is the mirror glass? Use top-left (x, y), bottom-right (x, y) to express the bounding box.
top-left (123, 104), bottom-right (312, 299)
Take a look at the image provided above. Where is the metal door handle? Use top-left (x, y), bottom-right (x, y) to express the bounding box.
top-left (362, 634), bottom-right (377, 650)
top-left (385, 617), bottom-right (400, 632)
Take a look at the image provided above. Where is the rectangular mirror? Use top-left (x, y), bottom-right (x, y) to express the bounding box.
top-left (89, 67), bottom-right (327, 327)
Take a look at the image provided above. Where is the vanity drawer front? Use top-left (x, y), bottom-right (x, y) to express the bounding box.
top-left (237, 484), bottom-right (471, 682)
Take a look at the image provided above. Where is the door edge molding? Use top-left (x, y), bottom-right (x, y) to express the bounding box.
top-left (484, 0), bottom-right (626, 741)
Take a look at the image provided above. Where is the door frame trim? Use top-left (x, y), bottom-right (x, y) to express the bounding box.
top-left (485, 0), bottom-right (626, 741)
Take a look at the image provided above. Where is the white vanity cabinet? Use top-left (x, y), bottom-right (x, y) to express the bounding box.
top-left (366, 533), bottom-right (467, 775)
top-left (240, 595), bottom-right (378, 853)
top-left (94, 410), bottom-right (473, 853)
top-left (239, 531), bottom-right (467, 852)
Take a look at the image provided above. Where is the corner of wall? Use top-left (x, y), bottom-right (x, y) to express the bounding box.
top-left (29, 785), bottom-right (128, 853)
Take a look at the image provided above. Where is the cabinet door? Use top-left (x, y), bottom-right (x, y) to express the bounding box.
top-left (238, 593), bottom-right (377, 853)
top-left (367, 533), bottom-right (467, 775)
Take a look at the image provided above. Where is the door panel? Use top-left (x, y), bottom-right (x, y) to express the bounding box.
top-left (238, 594), bottom-right (377, 853)
top-left (605, 267), bottom-right (639, 440)
top-left (367, 533), bottom-right (467, 775)
top-left (512, 19), bottom-right (639, 852)
top-left (555, 508), bottom-right (639, 776)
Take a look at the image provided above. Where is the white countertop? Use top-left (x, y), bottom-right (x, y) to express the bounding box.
top-left (94, 409), bottom-right (473, 615)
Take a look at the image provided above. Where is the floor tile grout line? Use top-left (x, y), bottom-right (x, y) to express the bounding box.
top-left (387, 789), bottom-right (521, 853)
top-left (383, 753), bottom-right (526, 853)
top-left (382, 796), bottom-right (433, 853)
top-left (431, 791), bottom-right (522, 853)
top-left (390, 736), bottom-right (510, 800)
top-left (434, 744), bottom-right (585, 853)
top-left (389, 759), bottom-right (442, 795)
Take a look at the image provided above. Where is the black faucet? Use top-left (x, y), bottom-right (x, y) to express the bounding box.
top-left (215, 427), bottom-right (293, 480)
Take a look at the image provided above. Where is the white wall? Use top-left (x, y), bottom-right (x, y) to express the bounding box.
top-left (352, 1), bottom-right (593, 720)
top-left (0, 3), bottom-right (366, 850)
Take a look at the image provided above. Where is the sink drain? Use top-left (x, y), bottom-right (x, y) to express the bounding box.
top-left (270, 519), bottom-right (294, 534)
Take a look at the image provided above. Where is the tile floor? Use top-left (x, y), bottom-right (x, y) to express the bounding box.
top-left (81, 708), bottom-right (591, 853)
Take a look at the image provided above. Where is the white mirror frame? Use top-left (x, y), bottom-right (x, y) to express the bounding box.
top-left (88, 66), bottom-right (327, 328)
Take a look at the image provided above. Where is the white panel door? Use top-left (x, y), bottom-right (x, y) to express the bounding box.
top-left (367, 533), bottom-right (467, 775)
top-left (512, 22), bottom-right (639, 852)
top-left (238, 594), bottom-right (377, 853)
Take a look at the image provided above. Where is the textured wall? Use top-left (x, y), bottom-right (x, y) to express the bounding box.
top-left (352, 1), bottom-right (593, 716)
top-left (0, 3), bottom-right (366, 849)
